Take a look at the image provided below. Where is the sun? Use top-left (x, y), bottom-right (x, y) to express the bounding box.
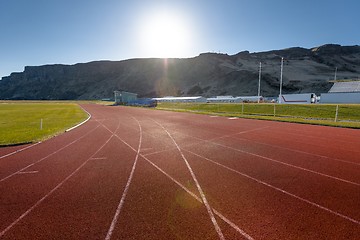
top-left (137, 10), bottom-right (193, 58)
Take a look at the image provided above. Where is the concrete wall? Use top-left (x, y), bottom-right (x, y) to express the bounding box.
top-left (320, 92), bottom-right (360, 104)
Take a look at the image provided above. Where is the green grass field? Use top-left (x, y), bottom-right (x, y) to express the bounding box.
top-left (0, 102), bottom-right (88, 146)
top-left (156, 102), bottom-right (360, 128)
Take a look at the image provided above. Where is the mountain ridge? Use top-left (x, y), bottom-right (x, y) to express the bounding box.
top-left (1, 44), bottom-right (360, 100)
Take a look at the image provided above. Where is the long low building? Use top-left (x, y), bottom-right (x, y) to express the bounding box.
top-left (320, 92), bottom-right (360, 104)
top-left (319, 80), bottom-right (360, 103)
top-left (152, 96), bottom-right (207, 103)
top-left (207, 96), bottom-right (264, 103)
top-left (206, 96), bottom-right (243, 103)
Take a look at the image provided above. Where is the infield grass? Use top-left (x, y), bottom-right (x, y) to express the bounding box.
top-left (157, 102), bottom-right (360, 128)
top-left (0, 102), bottom-right (88, 146)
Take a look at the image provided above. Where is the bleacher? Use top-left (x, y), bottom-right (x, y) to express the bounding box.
top-left (328, 81), bottom-right (360, 93)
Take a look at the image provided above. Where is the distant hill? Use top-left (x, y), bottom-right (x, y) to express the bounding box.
top-left (1, 44), bottom-right (360, 100)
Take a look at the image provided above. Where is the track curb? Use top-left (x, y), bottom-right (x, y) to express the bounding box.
top-left (65, 105), bottom-right (92, 132)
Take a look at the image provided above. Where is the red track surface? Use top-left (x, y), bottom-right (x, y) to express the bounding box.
top-left (1, 104), bottom-right (359, 239)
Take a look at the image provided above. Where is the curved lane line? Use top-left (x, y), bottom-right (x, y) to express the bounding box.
top-left (101, 121), bottom-right (253, 240)
top-left (184, 149), bottom-right (360, 226)
top-left (0, 124), bottom-right (101, 183)
top-left (0, 142), bottom-right (41, 160)
top-left (230, 135), bottom-right (360, 166)
top-left (105, 117), bottom-right (143, 240)
top-left (153, 120), bottom-right (225, 240)
top-left (65, 104), bottom-right (92, 132)
top-left (175, 132), bottom-right (360, 187)
top-left (141, 155), bottom-right (254, 240)
top-left (0, 120), bottom-right (122, 238)
top-left (1, 104), bottom-right (91, 160)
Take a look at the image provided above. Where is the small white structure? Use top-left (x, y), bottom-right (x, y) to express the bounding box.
top-left (152, 96), bottom-right (207, 103)
top-left (114, 91), bottom-right (138, 104)
top-left (206, 96), bottom-right (242, 103)
top-left (279, 93), bottom-right (316, 104)
top-left (237, 96), bottom-right (264, 103)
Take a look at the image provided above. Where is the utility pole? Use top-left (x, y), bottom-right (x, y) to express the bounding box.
top-left (257, 62), bottom-right (262, 103)
top-left (279, 57), bottom-right (284, 104)
top-left (334, 67), bottom-right (337, 81)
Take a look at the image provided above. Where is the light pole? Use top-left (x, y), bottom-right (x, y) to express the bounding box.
top-left (257, 62), bottom-right (262, 103)
top-left (279, 57), bottom-right (284, 104)
top-left (334, 67), bottom-right (337, 81)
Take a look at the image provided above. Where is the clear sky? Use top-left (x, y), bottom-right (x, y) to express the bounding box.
top-left (1, 0), bottom-right (359, 78)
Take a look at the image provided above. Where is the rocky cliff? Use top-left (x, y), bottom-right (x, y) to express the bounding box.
top-left (1, 44), bottom-right (360, 100)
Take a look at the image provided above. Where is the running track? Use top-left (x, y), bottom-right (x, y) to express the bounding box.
top-left (0, 104), bottom-right (359, 239)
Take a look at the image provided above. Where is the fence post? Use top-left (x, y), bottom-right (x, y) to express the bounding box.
top-left (242, 102), bottom-right (244, 115)
top-left (40, 119), bottom-right (43, 130)
top-left (273, 103), bottom-right (276, 117)
top-left (334, 105), bottom-right (339, 122)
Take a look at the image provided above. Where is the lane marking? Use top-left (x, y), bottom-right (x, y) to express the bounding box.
top-left (17, 171), bottom-right (39, 175)
top-left (140, 147), bottom-right (153, 151)
top-left (179, 132), bottom-right (360, 187)
top-left (184, 149), bottom-right (360, 226)
top-left (105, 117), bottom-right (142, 240)
top-left (209, 126), bottom-right (270, 141)
top-left (0, 125), bottom-right (101, 183)
top-left (228, 117), bottom-right (238, 120)
top-left (231, 135), bottom-right (360, 167)
top-left (153, 120), bottom-right (225, 240)
top-left (65, 105), bottom-right (92, 132)
top-left (141, 127), bottom-right (270, 157)
top-left (105, 122), bottom-right (253, 240)
top-left (90, 157), bottom-right (107, 160)
top-left (0, 122), bottom-right (120, 238)
top-left (0, 142), bottom-right (41, 160)
top-left (141, 155), bottom-right (254, 240)
top-left (265, 126), bottom-right (360, 152)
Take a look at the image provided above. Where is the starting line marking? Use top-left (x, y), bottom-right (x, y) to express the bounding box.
top-left (17, 171), bottom-right (39, 174)
top-left (90, 157), bottom-right (107, 160)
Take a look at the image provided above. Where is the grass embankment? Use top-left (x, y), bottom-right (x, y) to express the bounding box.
top-left (0, 102), bottom-right (88, 146)
top-left (157, 103), bottom-right (360, 128)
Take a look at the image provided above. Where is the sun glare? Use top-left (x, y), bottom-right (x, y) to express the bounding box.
top-left (137, 10), bottom-right (193, 58)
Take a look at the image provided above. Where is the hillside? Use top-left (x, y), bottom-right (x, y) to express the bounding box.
top-left (1, 44), bottom-right (360, 100)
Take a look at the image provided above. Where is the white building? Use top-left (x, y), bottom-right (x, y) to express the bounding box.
top-left (320, 80), bottom-right (360, 104)
top-left (152, 96), bottom-right (207, 103)
top-left (206, 96), bottom-right (243, 103)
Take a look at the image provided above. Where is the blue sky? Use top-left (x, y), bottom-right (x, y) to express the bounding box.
top-left (1, 0), bottom-right (359, 78)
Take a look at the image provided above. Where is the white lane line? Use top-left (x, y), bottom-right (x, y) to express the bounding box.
top-left (105, 117), bottom-right (142, 240)
top-left (214, 141), bottom-right (360, 187)
top-left (153, 120), bottom-right (225, 240)
top-left (0, 128), bottom-right (118, 238)
top-left (91, 157), bottom-right (107, 160)
top-left (0, 142), bottom-right (41, 160)
top-left (141, 127), bottom-right (269, 158)
top-left (228, 117), bottom-right (238, 120)
top-left (65, 105), bottom-right (92, 132)
top-left (100, 121), bottom-right (253, 240)
top-left (141, 155), bottom-right (254, 240)
top-left (181, 133), bottom-right (360, 187)
top-left (232, 135), bottom-right (360, 167)
top-left (0, 125), bottom-right (101, 183)
top-left (16, 171), bottom-right (39, 175)
top-left (184, 149), bottom-right (360, 226)
top-left (209, 126), bottom-right (271, 141)
top-left (140, 147), bottom-right (153, 151)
